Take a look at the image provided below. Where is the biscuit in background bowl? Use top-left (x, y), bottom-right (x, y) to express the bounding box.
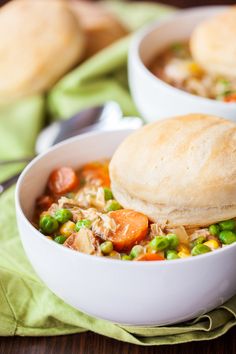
top-left (128, 6), bottom-right (236, 122)
top-left (190, 6), bottom-right (236, 80)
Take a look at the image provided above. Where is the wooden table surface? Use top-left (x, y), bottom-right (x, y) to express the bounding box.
top-left (1, 327), bottom-right (236, 354)
top-left (1, 0), bottom-right (236, 353)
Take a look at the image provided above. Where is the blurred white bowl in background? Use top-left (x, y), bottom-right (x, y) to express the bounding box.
top-left (128, 6), bottom-right (236, 123)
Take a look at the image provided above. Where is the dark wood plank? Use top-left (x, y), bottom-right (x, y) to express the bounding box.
top-left (140, 0), bottom-right (236, 8)
top-left (1, 326), bottom-right (236, 354)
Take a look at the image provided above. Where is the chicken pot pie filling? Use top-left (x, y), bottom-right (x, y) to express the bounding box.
top-left (149, 42), bottom-right (236, 102)
top-left (34, 160), bottom-right (236, 261)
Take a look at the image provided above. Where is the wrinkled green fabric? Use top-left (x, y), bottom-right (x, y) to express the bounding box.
top-left (47, 1), bottom-right (174, 120)
top-left (1, 1), bottom-right (236, 346)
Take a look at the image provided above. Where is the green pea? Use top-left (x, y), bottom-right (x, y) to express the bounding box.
top-left (75, 219), bottom-right (92, 232)
top-left (104, 200), bottom-right (122, 212)
top-left (171, 42), bottom-right (184, 53)
top-left (149, 236), bottom-right (169, 252)
top-left (209, 224), bottom-right (220, 236)
top-left (130, 245), bottom-right (144, 259)
top-left (166, 234), bottom-right (179, 249)
top-left (55, 209), bottom-right (73, 223)
top-left (166, 250), bottom-right (180, 260)
top-left (65, 192), bottom-right (75, 199)
top-left (39, 215), bottom-right (59, 235)
top-left (100, 241), bottom-right (113, 255)
top-left (54, 235), bottom-right (67, 244)
top-left (216, 91), bottom-right (233, 101)
top-left (219, 230), bottom-right (236, 245)
top-left (121, 254), bottom-right (132, 261)
top-left (191, 244), bottom-right (211, 256)
top-left (193, 236), bottom-right (206, 246)
top-left (218, 79), bottom-right (230, 87)
top-left (219, 219), bottom-right (236, 231)
top-left (80, 177), bottom-right (86, 187)
top-left (103, 187), bottom-right (113, 201)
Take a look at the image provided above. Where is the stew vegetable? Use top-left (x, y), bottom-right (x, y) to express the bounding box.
top-left (149, 41), bottom-right (236, 102)
top-left (35, 160), bottom-right (236, 261)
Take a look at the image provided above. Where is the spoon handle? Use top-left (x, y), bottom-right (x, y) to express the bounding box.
top-left (0, 157), bottom-right (33, 165)
top-left (0, 173), bottom-right (21, 195)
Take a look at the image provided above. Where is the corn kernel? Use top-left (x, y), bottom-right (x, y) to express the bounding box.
top-left (188, 62), bottom-right (204, 77)
top-left (109, 251), bottom-right (121, 259)
top-left (145, 245), bottom-right (154, 254)
top-left (59, 221), bottom-right (76, 237)
top-left (178, 251), bottom-right (190, 259)
top-left (177, 243), bottom-right (190, 254)
top-left (203, 240), bottom-right (220, 250)
top-left (46, 236), bottom-right (53, 240)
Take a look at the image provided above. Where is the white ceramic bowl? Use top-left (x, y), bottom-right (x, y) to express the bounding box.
top-left (128, 6), bottom-right (236, 123)
top-left (15, 130), bottom-right (236, 326)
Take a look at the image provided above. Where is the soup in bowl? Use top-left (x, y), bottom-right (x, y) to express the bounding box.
top-left (128, 6), bottom-right (236, 122)
top-left (15, 115), bottom-right (236, 325)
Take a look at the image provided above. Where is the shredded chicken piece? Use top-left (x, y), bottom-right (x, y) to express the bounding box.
top-left (75, 186), bottom-right (94, 208)
top-left (95, 187), bottom-right (106, 209)
top-left (189, 228), bottom-right (210, 241)
top-left (80, 207), bottom-right (101, 222)
top-left (186, 78), bottom-right (208, 97)
top-left (47, 203), bottom-right (59, 216)
top-left (64, 229), bottom-right (97, 255)
top-left (164, 58), bottom-right (191, 83)
top-left (100, 213), bottom-right (116, 232)
top-left (58, 197), bottom-right (79, 208)
top-left (92, 214), bottom-right (116, 240)
top-left (75, 185), bottom-right (105, 210)
top-left (167, 226), bottom-right (189, 245)
top-left (57, 197), bottom-right (83, 222)
top-left (150, 223), bottom-right (166, 237)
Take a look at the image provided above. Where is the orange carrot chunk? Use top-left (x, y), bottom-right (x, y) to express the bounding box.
top-left (80, 161), bottom-right (110, 187)
top-left (224, 93), bottom-right (236, 103)
top-left (48, 167), bottom-right (79, 195)
top-left (136, 253), bottom-right (164, 261)
top-left (36, 195), bottom-right (54, 211)
top-left (108, 209), bottom-right (149, 252)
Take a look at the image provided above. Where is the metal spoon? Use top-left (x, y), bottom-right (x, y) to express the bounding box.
top-left (0, 102), bottom-right (121, 166)
top-left (0, 102), bottom-right (142, 194)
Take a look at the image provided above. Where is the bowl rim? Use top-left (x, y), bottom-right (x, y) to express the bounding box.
top-left (15, 128), bottom-right (236, 267)
top-left (129, 5), bottom-right (236, 109)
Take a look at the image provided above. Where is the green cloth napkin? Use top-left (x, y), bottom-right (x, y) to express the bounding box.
top-left (1, 1), bottom-right (236, 345)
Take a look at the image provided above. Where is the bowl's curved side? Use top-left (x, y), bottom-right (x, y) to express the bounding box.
top-left (128, 6), bottom-right (236, 123)
top-left (15, 130), bottom-right (236, 325)
top-left (16, 207), bottom-right (236, 326)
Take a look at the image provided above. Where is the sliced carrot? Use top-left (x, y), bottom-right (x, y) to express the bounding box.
top-left (80, 161), bottom-right (110, 187)
top-left (224, 93), bottom-right (236, 103)
top-left (108, 209), bottom-right (149, 252)
top-left (136, 253), bottom-right (164, 261)
top-left (48, 167), bottom-right (79, 195)
top-left (36, 195), bottom-right (54, 211)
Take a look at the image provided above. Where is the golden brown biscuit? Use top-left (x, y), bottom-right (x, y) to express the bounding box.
top-left (69, 0), bottom-right (128, 58)
top-left (110, 114), bottom-right (236, 227)
top-left (190, 7), bottom-right (236, 79)
top-left (0, 0), bottom-right (85, 102)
